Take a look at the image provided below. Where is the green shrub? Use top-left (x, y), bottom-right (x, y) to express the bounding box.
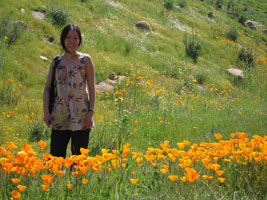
top-left (238, 14), bottom-right (247, 25)
top-left (215, 0), bottom-right (223, 10)
top-left (177, 0), bottom-right (187, 8)
top-left (163, 0), bottom-right (173, 10)
top-left (194, 73), bottom-right (206, 84)
top-left (0, 13), bottom-right (27, 47)
top-left (183, 30), bottom-right (201, 63)
top-left (237, 47), bottom-right (255, 68)
top-left (226, 27), bottom-right (238, 42)
top-left (47, 7), bottom-right (68, 26)
top-left (28, 121), bottom-right (51, 142)
top-left (0, 79), bottom-right (21, 106)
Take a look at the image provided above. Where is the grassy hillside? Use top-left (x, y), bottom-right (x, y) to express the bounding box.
top-left (0, 0), bottom-right (267, 199)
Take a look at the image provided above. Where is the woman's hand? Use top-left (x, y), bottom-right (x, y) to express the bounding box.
top-left (84, 111), bottom-right (94, 129)
top-left (43, 112), bottom-right (51, 127)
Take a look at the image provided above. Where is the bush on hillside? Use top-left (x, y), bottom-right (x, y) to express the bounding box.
top-left (28, 121), bottom-right (51, 142)
top-left (0, 14), bottom-right (27, 47)
top-left (226, 27), bottom-right (238, 42)
top-left (47, 7), bottom-right (68, 26)
top-left (163, 0), bottom-right (173, 10)
top-left (183, 30), bottom-right (201, 63)
top-left (237, 47), bottom-right (255, 68)
top-left (177, 0), bottom-right (187, 8)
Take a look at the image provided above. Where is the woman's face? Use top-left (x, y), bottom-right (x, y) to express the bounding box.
top-left (64, 29), bottom-right (80, 54)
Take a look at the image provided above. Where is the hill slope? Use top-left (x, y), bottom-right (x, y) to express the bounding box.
top-left (0, 0), bottom-right (266, 147)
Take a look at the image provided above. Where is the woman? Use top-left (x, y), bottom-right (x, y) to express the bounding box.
top-left (43, 24), bottom-right (96, 158)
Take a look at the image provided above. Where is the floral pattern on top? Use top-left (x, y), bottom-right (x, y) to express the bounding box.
top-left (51, 54), bottom-right (90, 131)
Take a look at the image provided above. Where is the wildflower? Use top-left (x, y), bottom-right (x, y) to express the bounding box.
top-left (130, 179), bottom-right (138, 184)
top-left (190, 107), bottom-right (193, 111)
top-left (96, 90), bottom-right (100, 94)
top-left (216, 170), bottom-right (224, 176)
top-left (11, 190), bottom-right (21, 199)
top-left (80, 148), bottom-right (90, 156)
top-left (24, 115), bottom-right (29, 119)
top-left (4, 36), bottom-right (8, 40)
top-left (82, 178), bottom-right (88, 184)
top-left (146, 122), bottom-right (150, 125)
top-left (202, 175), bottom-right (209, 179)
top-left (14, 108), bottom-right (18, 111)
top-left (177, 143), bottom-right (185, 150)
top-left (218, 177), bottom-right (226, 183)
top-left (42, 185), bottom-right (49, 191)
top-left (167, 122), bottom-right (171, 125)
top-left (134, 120), bottom-right (138, 124)
top-left (133, 129), bottom-right (137, 132)
top-left (67, 184), bottom-right (72, 189)
top-left (38, 140), bottom-right (47, 150)
top-left (8, 142), bottom-right (17, 150)
top-left (11, 178), bottom-right (21, 184)
top-left (214, 134), bottom-right (222, 140)
top-left (10, 111), bottom-right (14, 115)
top-left (18, 84), bottom-right (22, 87)
top-left (184, 168), bottom-right (200, 182)
top-left (169, 175), bottom-right (178, 182)
top-left (193, 126), bottom-right (197, 129)
top-left (180, 176), bottom-right (187, 182)
top-left (17, 185), bottom-right (26, 192)
top-left (113, 119), bottom-right (117, 123)
top-left (41, 174), bottom-right (54, 185)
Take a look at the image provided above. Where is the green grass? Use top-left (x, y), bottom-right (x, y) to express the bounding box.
top-left (0, 0), bottom-right (267, 199)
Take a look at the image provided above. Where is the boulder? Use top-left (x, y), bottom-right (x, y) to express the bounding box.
top-left (134, 21), bottom-right (152, 31)
top-left (208, 12), bottom-right (215, 19)
top-left (227, 68), bottom-right (244, 79)
top-left (32, 11), bottom-right (45, 20)
top-left (20, 8), bottom-right (25, 13)
top-left (244, 20), bottom-right (257, 30)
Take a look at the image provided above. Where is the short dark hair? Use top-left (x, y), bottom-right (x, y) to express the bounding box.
top-left (60, 24), bottom-right (82, 53)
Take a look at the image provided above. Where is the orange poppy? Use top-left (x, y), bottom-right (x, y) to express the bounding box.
top-left (11, 190), bottom-right (21, 199)
top-left (11, 178), bottom-right (20, 184)
top-left (168, 175), bottom-right (178, 182)
top-left (17, 185), bottom-right (26, 192)
top-left (130, 179), bottom-right (138, 184)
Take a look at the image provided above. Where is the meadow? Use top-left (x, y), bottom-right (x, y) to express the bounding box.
top-left (0, 0), bottom-right (266, 199)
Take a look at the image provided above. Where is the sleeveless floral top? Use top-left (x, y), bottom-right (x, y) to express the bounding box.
top-left (51, 54), bottom-right (90, 131)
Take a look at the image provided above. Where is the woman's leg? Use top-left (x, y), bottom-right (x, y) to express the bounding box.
top-left (50, 129), bottom-right (71, 158)
top-left (71, 129), bottom-right (91, 155)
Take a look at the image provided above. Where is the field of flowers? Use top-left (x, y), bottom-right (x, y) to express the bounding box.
top-left (1, 132), bottom-right (266, 199)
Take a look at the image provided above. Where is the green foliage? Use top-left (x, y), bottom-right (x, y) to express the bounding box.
top-left (163, 0), bottom-right (173, 10)
top-left (47, 7), bottom-right (68, 26)
top-left (176, 0), bottom-right (187, 8)
top-left (238, 14), bottom-right (247, 25)
top-left (226, 27), bottom-right (238, 42)
top-left (28, 121), bottom-right (51, 142)
top-left (215, 0), bottom-right (223, 11)
top-left (237, 47), bottom-right (255, 68)
top-left (0, 13), bottom-right (27, 47)
top-left (0, 79), bottom-right (21, 106)
top-left (183, 30), bottom-right (201, 63)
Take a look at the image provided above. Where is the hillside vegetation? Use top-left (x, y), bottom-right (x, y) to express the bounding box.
top-left (0, 0), bottom-right (267, 199)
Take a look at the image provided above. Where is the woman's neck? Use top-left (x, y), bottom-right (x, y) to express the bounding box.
top-left (64, 51), bottom-right (79, 59)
